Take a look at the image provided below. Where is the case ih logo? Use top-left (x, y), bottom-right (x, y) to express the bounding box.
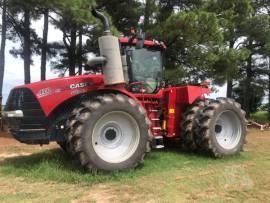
top-left (70, 82), bottom-right (90, 89)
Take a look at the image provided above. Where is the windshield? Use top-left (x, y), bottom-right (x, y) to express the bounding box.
top-left (127, 48), bottom-right (162, 92)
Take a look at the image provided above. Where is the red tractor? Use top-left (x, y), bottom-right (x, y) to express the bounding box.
top-left (4, 9), bottom-right (247, 172)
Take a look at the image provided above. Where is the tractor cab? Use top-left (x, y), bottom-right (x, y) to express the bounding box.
top-left (119, 37), bottom-right (166, 93)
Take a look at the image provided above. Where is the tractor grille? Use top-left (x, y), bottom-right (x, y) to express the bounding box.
top-left (5, 88), bottom-right (47, 131)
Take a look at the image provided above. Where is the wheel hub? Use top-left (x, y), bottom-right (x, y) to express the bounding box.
top-left (215, 125), bottom-right (222, 134)
top-left (92, 111), bottom-right (140, 163)
top-left (214, 110), bottom-right (242, 150)
top-left (99, 124), bottom-right (123, 149)
top-left (105, 128), bottom-right (117, 141)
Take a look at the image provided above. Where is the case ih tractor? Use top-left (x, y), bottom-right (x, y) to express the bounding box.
top-left (4, 9), bottom-right (247, 172)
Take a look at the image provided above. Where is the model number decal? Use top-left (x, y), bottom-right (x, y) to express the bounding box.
top-left (37, 88), bottom-right (52, 98)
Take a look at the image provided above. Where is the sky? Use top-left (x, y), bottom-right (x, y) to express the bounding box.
top-left (1, 18), bottom-right (227, 103)
top-left (2, 19), bottom-right (62, 103)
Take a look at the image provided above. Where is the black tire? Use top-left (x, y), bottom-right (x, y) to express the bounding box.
top-left (57, 141), bottom-right (68, 152)
top-left (180, 100), bottom-right (209, 151)
top-left (57, 141), bottom-right (73, 155)
top-left (194, 98), bottom-right (247, 157)
top-left (66, 94), bottom-right (152, 172)
top-left (65, 107), bottom-right (85, 157)
top-left (47, 112), bottom-right (71, 154)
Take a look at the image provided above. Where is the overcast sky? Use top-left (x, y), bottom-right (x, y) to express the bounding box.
top-left (1, 18), bottom-right (227, 103)
top-left (2, 19), bottom-right (61, 103)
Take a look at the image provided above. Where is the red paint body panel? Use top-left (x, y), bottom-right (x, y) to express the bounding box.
top-left (119, 37), bottom-right (167, 49)
top-left (14, 74), bottom-right (211, 138)
top-left (162, 86), bottom-right (211, 137)
top-left (164, 88), bottom-right (178, 137)
top-left (174, 86), bottom-right (210, 104)
top-left (16, 75), bottom-right (104, 116)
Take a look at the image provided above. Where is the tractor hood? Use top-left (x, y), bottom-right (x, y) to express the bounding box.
top-left (7, 75), bottom-right (104, 116)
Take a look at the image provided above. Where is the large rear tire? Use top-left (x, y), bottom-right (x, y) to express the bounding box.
top-left (181, 100), bottom-right (209, 151)
top-left (194, 98), bottom-right (247, 157)
top-left (66, 94), bottom-right (152, 172)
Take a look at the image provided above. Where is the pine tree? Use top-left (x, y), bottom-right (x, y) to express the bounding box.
top-left (206, 0), bottom-right (253, 98)
top-left (40, 8), bottom-right (49, 81)
top-left (152, 10), bottom-right (223, 84)
top-left (7, 0), bottom-right (42, 84)
top-left (49, 0), bottom-right (95, 76)
top-left (254, 0), bottom-right (270, 119)
top-left (228, 0), bottom-right (270, 116)
top-left (0, 0), bottom-right (7, 115)
top-left (97, 0), bottom-right (143, 35)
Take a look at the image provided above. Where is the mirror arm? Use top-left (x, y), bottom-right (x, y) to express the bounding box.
top-left (87, 56), bottom-right (107, 67)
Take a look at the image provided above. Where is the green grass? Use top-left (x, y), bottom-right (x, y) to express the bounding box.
top-left (0, 148), bottom-right (248, 185)
top-left (251, 111), bottom-right (269, 123)
top-left (0, 130), bottom-right (269, 202)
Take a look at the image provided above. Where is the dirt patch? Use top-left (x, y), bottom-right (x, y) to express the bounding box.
top-left (0, 130), bottom-right (26, 147)
top-left (74, 184), bottom-right (155, 203)
top-left (0, 130), bottom-right (57, 156)
top-left (0, 131), bottom-right (26, 147)
top-left (0, 137), bottom-right (26, 147)
top-left (73, 185), bottom-right (120, 203)
top-left (0, 152), bottom-right (32, 159)
top-left (0, 129), bottom-right (12, 138)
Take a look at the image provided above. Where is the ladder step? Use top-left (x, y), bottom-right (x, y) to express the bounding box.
top-left (151, 118), bottom-right (160, 121)
top-left (154, 136), bottom-right (163, 139)
top-left (153, 133), bottom-right (161, 136)
top-left (152, 127), bottom-right (162, 130)
top-left (155, 145), bottom-right (165, 149)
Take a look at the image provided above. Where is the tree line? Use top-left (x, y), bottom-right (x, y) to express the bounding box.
top-left (0, 0), bottom-right (270, 119)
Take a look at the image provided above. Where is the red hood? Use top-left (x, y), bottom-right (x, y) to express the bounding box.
top-left (15, 74), bottom-right (104, 116)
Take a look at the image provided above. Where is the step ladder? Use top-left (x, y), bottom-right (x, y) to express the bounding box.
top-left (153, 136), bottom-right (164, 149)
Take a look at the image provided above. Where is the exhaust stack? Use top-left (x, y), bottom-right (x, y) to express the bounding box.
top-left (92, 9), bottom-right (125, 85)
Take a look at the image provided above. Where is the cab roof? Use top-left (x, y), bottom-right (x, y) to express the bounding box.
top-left (119, 37), bottom-right (166, 50)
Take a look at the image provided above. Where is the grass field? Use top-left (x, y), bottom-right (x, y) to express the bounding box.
top-left (251, 111), bottom-right (269, 123)
top-left (0, 129), bottom-right (269, 202)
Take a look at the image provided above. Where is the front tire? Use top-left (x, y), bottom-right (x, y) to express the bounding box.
top-left (66, 94), bottom-right (151, 172)
top-left (194, 98), bottom-right (247, 157)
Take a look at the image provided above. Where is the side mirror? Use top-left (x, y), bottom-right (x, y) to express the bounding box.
top-left (136, 31), bottom-right (145, 49)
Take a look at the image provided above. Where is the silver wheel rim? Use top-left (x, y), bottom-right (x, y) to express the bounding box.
top-left (214, 110), bottom-right (242, 150)
top-left (92, 111), bottom-right (140, 163)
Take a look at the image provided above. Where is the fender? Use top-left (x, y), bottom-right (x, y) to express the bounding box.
top-left (164, 86), bottom-right (211, 137)
top-left (175, 86), bottom-right (211, 104)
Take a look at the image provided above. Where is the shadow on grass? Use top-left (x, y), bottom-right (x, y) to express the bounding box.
top-left (0, 148), bottom-right (249, 185)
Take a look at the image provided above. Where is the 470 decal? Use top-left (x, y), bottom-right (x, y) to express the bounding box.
top-left (37, 88), bottom-right (52, 98)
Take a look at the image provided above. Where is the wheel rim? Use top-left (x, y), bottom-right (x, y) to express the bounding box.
top-left (92, 111), bottom-right (140, 163)
top-left (214, 110), bottom-right (242, 150)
